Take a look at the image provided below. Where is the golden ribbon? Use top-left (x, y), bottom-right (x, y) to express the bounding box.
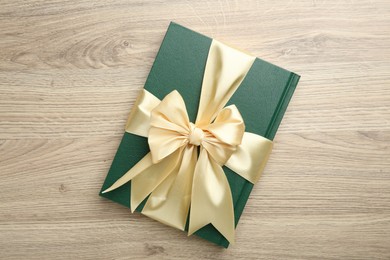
top-left (103, 40), bottom-right (273, 244)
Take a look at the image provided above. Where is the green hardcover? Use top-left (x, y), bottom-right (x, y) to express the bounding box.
top-left (100, 22), bottom-right (300, 248)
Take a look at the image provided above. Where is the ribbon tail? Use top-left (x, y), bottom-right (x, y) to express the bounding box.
top-left (102, 152), bottom-right (154, 194)
top-left (103, 148), bottom-right (184, 212)
top-left (188, 148), bottom-right (235, 244)
top-left (141, 145), bottom-right (198, 230)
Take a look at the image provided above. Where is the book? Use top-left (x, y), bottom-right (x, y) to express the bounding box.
top-left (100, 22), bottom-right (300, 248)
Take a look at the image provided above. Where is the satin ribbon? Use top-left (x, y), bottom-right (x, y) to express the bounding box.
top-left (102, 40), bottom-right (273, 244)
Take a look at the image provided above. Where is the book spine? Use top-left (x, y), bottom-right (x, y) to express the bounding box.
top-left (265, 72), bottom-right (300, 140)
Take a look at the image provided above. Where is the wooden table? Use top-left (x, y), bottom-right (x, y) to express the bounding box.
top-left (1, 1), bottom-right (389, 259)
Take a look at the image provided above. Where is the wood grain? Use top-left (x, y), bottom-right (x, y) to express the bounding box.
top-left (0, 0), bottom-right (389, 259)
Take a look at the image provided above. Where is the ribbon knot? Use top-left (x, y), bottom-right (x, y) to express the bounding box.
top-left (188, 123), bottom-right (204, 146)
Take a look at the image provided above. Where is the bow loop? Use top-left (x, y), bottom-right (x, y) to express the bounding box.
top-left (201, 105), bottom-right (245, 165)
top-left (148, 91), bottom-right (191, 163)
top-left (206, 105), bottom-right (245, 146)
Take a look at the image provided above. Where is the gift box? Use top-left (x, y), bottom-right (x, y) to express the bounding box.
top-left (100, 22), bottom-right (300, 248)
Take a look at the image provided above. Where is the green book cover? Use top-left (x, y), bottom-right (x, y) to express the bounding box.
top-left (100, 22), bottom-right (300, 248)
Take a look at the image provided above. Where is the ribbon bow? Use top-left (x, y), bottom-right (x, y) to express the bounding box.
top-left (102, 40), bottom-right (273, 244)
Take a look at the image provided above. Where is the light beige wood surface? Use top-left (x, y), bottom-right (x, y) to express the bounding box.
top-left (0, 0), bottom-right (389, 259)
